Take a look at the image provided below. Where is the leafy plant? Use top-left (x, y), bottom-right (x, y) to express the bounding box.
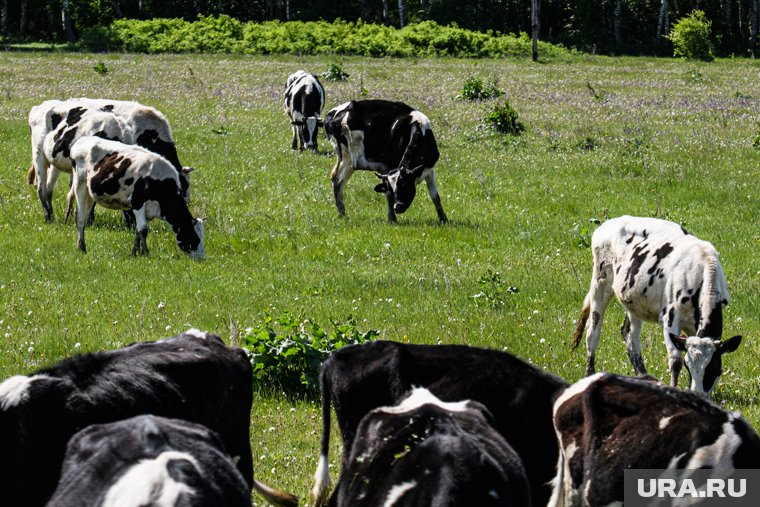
top-left (322, 63), bottom-right (349, 81)
top-left (572, 218), bottom-right (602, 248)
top-left (472, 270), bottom-right (518, 310)
top-left (457, 76), bottom-right (503, 101)
top-left (668, 10), bottom-right (714, 62)
top-left (242, 311), bottom-right (379, 397)
top-left (93, 62), bottom-right (109, 75)
top-left (753, 128), bottom-right (760, 150)
top-left (484, 100), bottom-right (524, 135)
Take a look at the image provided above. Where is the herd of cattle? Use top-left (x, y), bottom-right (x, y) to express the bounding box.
top-left (10, 69), bottom-right (757, 505)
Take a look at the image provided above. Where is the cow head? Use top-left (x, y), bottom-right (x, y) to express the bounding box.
top-left (670, 334), bottom-right (742, 396)
top-left (291, 117), bottom-right (324, 150)
top-left (374, 166), bottom-right (424, 214)
top-left (178, 218), bottom-right (205, 261)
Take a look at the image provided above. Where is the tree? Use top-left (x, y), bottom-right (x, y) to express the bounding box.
top-left (532, 0), bottom-right (540, 61)
top-left (398, 0), bottom-right (406, 27)
top-left (62, 0), bottom-right (74, 42)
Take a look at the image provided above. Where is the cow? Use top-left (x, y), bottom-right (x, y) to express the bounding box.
top-left (571, 215), bottom-right (742, 396)
top-left (0, 329), bottom-right (297, 507)
top-left (46, 415), bottom-right (251, 507)
top-left (549, 373), bottom-right (760, 507)
top-left (323, 99), bottom-right (448, 223)
top-left (311, 341), bottom-right (568, 506)
top-left (284, 70), bottom-right (325, 151)
top-left (329, 387), bottom-right (531, 507)
top-left (69, 137), bottom-right (205, 260)
top-left (27, 98), bottom-right (193, 222)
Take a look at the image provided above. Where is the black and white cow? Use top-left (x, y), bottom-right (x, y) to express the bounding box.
top-left (28, 98), bottom-right (192, 222)
top-left (323, 99), bottom-right (448, 223)
top-left (47, 415), bottom-right (251, 507)
top-left (311, 341), bottom-right (567, 506)
top-left (571, 215), bottom-right (741, 396)
top-left (549, 373), bottom-right (760, 507)
top-left (0, 329), bottom-right (297, 507)
top-left (284, 70), bottom-right (325, 151)
top-left (329, 387), bottom-right (531, 507)
top-left (29, 104), bottom-right (136, 222)
top-left (70, 137), bottom-right (205, 259)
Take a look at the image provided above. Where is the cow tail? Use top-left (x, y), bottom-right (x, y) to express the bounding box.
top-left (571, 298), bottom-right (590, 350)
top-left (252, 477), bottom-right (299, 507)
top-left (27, 164), bottom-right (36, 185)
top-left (311, 365), bottom-right (332, 507)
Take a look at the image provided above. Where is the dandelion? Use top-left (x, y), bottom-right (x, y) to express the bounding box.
top-left (74, 342), bottom-right (81, 349)
top-left (165, 325), bottom-right (172, 331)
top-left (27, 346), bottom-right (34, 353)
top-left (540, 338), bottom-right (546, 344)
top-left (158, 301), bottom-right (166, 309)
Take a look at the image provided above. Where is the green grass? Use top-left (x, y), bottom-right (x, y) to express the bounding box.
top-left (0, 52), bottom-right (759, 504)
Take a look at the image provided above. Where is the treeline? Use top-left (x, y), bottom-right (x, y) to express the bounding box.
top-left (1, 0), bottom-right (759, 57)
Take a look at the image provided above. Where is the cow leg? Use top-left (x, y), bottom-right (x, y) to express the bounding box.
top-left (622, 314), bottom-right (647, 375)
top-left (132, 208), bottom-right (149, 256)
top-left (74, 178), bottom-right (94, 253)
top-left (291, 125), bottom-right (298, 150)
top-left (33, 152), bottom-right (54, 221)
top-left (384, 188), bottom-right (397, 223)
top-left (330, 148), bottom-right (353, 217)
top-left (44, 167), bottom-right (63, 221)
top-left (662, 309), bottom-right (683, 387)
top-left (583, 272), bottom-right (614, 376)
top-left (424, 170), bottom-right (448, 223)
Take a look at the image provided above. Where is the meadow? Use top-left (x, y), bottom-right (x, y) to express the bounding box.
top-left (0, 51), bottom-right (758, 504)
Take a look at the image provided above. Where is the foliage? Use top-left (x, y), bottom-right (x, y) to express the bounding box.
top-left (83, 18), bottom-right (573, 59)
top-left (572, 219), bottom-right (601, 248)
top-left (242, 312), bottom-right (379, 397)
top-left (484, 100), bottom-right (524, 135)
top-left (92, 61), bottom-right (109, 75)
top-left (753, 129), bottom-right (760, 150)
top-left (668, 10), bottom-right (714, 62)
top-left (322, 63), bottom-right (350, 81)
top-left (457, 76), bottom-right (504, 101)
top-left (471, 270), bottom-right (518, 310)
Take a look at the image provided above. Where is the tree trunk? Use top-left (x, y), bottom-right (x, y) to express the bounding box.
top-left (752, 0), bottom-right (759, 57)
top-left (613, 0), bottom-right (623, 51)
top-left (1, 0), bottom-right (8, 37)
top-left (20, 0), bottom-right (28, 38)
top-left (361, 0), bottom-right (372, 20)
top-left (382, 0), bottom-right (390, 24)
top-left (111, 0), bottom-right (123, 18)
top-left (285, 0), bottom-right (290, 21)
top-left (531, 0), bottom-right (540, 61)
top-left (62, 0), bottom-right (75, 42)
top-left (398, 0), bottom-right (406, 28)
top-left (419, 0), bottom-right (429, 19)
top-left (657, 0), bottom-right (669, 41)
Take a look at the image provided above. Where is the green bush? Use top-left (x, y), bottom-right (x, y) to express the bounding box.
top-left (242, 311), bottom-right (379, 397)
top-left (322, 63), bottom-right (350, 81)
top-left (753, 129), bottom-right (760, 150)
top-left (83, 17), bottom-right (573, 59)
top-left (471, 270), bottom-right (518, 309)
top-left (484, 100), bottom-right (524, 135)
top-left (457, 76), bottom-right (504, 101)
top-left (668, 10), bottom-right (714, 61)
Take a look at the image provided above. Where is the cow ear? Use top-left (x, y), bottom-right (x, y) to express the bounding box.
top-left (182, 166), bottom-right (195, 174)
top-left (670, 333), bottom-right (687, 352)
top-left (374, 182), bottom-right (388, 193)
top-left (718, 335), bottom-right (742, 354)
top-left (291, 120), bottom-right (303, 126)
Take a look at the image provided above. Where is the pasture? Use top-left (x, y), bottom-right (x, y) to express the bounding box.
top-left (0, 52), bottom-right (758, 504)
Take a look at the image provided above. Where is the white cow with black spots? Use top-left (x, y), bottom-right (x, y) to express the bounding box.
top-left (571, 215), bottom-right (742, 396)
top-left (284, 70), bottom-right (325, 151)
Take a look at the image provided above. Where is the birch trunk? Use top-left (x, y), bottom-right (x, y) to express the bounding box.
top-left (20, 0), bottom-right (28, 38)
top-left (613, 0), bottom-right (623, 50)
top-left (531, 0), bottom-right (540, 61)
top-left (62, 0), bottom-right (75, 42)
top-left (382, 0), bottom-right (390, 24)
top-left (657, 0), bottom-right (669, 41)
top-left (398, 0), bottom-right (406, 28)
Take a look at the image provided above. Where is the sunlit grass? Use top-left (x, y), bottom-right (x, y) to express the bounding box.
top-left (0, 52), bottom-right (758, 504)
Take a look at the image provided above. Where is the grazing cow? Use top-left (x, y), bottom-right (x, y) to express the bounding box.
top-left (47, 415), bottom-right (251, 507)
top-left (284, 70), bottom-right (325, 151)
top-left (70, 137), bottom-right (205, 259)
top-left (323, 99), bottom-right (448, 223)
top-left (0, 329), bottom-right (297, 507)
top-left (571, 215), bottom-right (741, 395)
top-left (549, 373), bottom-right (760, 507)
top-left (329, 387), bottom-right (531, 507)
top-left (311, 341), bottom-right (567, 506)
top-left (27, 98), bottom-right (192, 222)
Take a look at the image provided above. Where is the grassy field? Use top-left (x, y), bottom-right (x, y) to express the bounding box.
top-left (0, 52), bottom-right (758, 504)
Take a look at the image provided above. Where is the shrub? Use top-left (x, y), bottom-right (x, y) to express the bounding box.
top-left (322, 63), bottom-right (350, 81)
top-left (668, 10), bottom-right (714, 61)
top-left (484, 100), bottom-right (524, 135)
top-left (92, 61), bottom-right (108, 75)
top-left (471, 270), bottom-right (518, 309)
top-left (753, 128), bottom-right (760, 150)
top-left (242, 311), bottom-right (379, 397)
top-left (457, 76), bottom-right (504, 101)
